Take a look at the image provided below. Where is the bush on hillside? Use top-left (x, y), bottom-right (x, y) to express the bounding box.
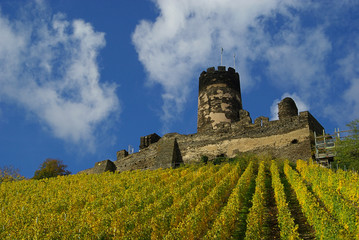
top-left (0, 165), bottom-right (24, 183)
top-left (33, 158), bottom-right (71, 180)
top-left (334, 119), bottom-right (359, 171)
top-left (200, 155), bottom-right (208, 164)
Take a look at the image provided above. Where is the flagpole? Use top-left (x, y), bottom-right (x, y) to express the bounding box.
top-left (233, 53), bottom-right (236, 70)
top-left (221, 48), bottom-right (223, 66)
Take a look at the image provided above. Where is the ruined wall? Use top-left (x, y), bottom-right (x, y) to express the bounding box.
top-left (81, 109), bottom-right (323, 174)
top-left (114, 144), bottom-right (158, 172)
top-left (108, 110), bottom-right (323, 173)
top-left (80, 66), bottom-right (325, 174)
top-left (113, 136), bottom-right (183, 172)
top-left (177, 128), bottom-right (311, 164)
top-left (177, 111), bottom-right (321, 164)
top-left (197, 66), bottom-right (242, 133)
top-left (153, 138), bottom-right (183, 169)
top-left (139, 133), bottom-right (161, 150)
top-left (79, 160), bottom-right (116, 174)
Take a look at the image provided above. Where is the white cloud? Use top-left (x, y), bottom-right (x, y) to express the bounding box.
top-left (270, 93), bottom-right (309, 120)
top-left (264, 27), bottom-right (331, 97)
top-left (133, 0), bottom-right (359, 130)
top-left (327, 38), bottom-right (359, 123)
top-left (132, 0), bottom-right (329, 126)
top-left (0, 3), bottom-right (119, 146)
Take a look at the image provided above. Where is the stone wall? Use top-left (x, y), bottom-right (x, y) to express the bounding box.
top-left (153, 138), bottom-right (183, 169)
top-left (139, 133), bottom-right (161, 150)
top-left (81, 108), bottom-right (324, 174)
top-left (79, 65), bottom-right (325, 174)
top-left (79, 160), bottom-right (116, 174)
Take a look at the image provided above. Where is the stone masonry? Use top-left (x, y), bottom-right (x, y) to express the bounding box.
top-left (81, 66), bottom-right (324, 174)
top-left (197, 66), bottom-right (242, 133)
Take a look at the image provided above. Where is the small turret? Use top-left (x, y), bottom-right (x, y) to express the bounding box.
top-left (278, 97), bottom-right (298, 120)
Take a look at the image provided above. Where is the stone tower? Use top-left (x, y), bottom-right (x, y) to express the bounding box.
top-left (197, 66), bottom-right (243, 133)
top-left (278, 97), bottom-right (298, 120)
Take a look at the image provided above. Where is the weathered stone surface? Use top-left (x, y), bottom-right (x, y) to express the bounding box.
top-left (197, 66), bottom-right (242, 133)
top-left (177, 127), bottom-right (312, 164)
top-left (153, 137), bottom-right (183, 169)
top-left (239, 109), bottom-right (252, 125)
top-left (139, 133), bottom-right (161, 150)
top-left (80, 160), bottom-right (116, 174)
top-left (114, 142), bottom-right (159, 172)
top-left (116, 150), bottom-right (128, 160)
top-left (254, 116), bottom-right (269, 127)
top-left (93, 160), bottom-right (116, 173)
top-left (278, 97), bottom-right (298, 120)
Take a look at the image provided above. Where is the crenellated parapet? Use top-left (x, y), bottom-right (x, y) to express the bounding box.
top-left (197, 66), bottom-right (242, 133)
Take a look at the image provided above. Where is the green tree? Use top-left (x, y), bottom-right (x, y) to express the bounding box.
top-left (335, 119), bottom-right (359, 171)
top-left (33, 158), bottom-right (71, 180)
top-left (0, 165), bottom-right (24, 183)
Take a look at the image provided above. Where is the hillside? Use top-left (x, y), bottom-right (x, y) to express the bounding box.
top-left (1, 156), bottom-right (358, 239)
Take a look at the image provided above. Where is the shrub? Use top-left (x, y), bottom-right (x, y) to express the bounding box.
top-left (200, 155), bottom-right (208, 164)
top-left (335, 119), bottom-right (359, 171)
top-left (0, 166), bottom-right (24, 183)
top-left (33, 159), bottom-right (71, 180)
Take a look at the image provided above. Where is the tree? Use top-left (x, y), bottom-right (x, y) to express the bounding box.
top-left (335, 119), bottom-right (359, 171)
top-left (0, 165), bottom-right (24, 183)
top-left (33, 158), bottom-right (71, 180)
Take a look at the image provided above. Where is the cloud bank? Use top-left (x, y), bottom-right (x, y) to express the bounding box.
top-left (0, 2), bottom-right (119, 145)
top-left (133, 0), bottom-right (359, 127)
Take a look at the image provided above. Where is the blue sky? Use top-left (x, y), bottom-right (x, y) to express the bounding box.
top-left (0, 0), bottom-right (358, 178)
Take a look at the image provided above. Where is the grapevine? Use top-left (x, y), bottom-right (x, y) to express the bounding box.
top-left (203, 161), bottom-right (256, 239)
top-left (296, 160), bottom-right (359, 237)
top-left (270, 160), bottom-right (300, 240)
top-left (164, 162), bottom-right (243, 239)
top-left (284, 161), bottom-right (349, 239)
top-left (244, 160), bottom-right (266, 240)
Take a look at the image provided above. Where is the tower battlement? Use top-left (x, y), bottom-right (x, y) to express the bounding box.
top-left (199, 66), bottom-right (239, 93)
top-left (197, 66), bottom-right (243, 133)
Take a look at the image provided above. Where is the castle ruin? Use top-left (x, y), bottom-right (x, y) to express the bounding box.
top-left (81, 66), bottom-right (324, 174)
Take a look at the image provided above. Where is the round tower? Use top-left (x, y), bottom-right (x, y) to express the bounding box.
top-left (197, 66), bottom-right (243, 133)
top-left (278, 97), bottom-right (298, 120)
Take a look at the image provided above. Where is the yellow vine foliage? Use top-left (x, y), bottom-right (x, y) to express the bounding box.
top-left (2, 156), bottom-right (359, 239)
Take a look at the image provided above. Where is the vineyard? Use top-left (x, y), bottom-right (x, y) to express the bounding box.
top-left (1, 155), bottom-right (359, 239)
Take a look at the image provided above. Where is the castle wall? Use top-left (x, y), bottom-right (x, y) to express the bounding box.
top-left (106, 110), bottom-right (323, 173)
top-left (80, 66), bottom-right (325, 174)
top-left (139, 133), bottom-right (161, 150)
top-left (114, 144), bottom-right (158, 172)
top-left (177, 111), bottom-right (318, 163)
top-left (177, 128), bottom-right (311, 163)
